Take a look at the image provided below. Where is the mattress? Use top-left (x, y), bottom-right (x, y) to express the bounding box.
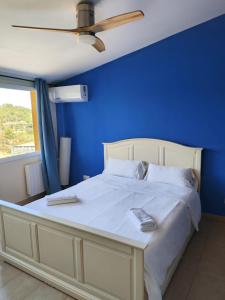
top-left (26, 174), bottom-right (201, 300)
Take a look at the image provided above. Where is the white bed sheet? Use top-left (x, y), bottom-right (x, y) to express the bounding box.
top-left (26, 174), bottom-right (201, 300)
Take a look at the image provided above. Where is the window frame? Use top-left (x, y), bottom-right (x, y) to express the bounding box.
top-left (0, 151), bottom-right (40, 165)
top-left (0, 77), bottom-right (40, 162)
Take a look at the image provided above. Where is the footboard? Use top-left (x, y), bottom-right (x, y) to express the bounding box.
top-left (0, 200), bottom-right (145, 300)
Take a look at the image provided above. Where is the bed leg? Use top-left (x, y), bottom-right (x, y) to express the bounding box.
top-left (133, 248), bottom-right (145, 300)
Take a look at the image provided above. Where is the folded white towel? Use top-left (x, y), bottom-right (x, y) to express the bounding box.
top-left (129, 208), bottom-right (158, 232)
top-left (46, 195), bottom-right (79, 206)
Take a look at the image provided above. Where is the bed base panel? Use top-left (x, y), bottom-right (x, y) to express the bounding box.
top-left (0, 203), bottom-right (144, 300)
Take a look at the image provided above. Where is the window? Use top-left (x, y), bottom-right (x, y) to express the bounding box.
top-left (0, 88), bottom-right (39, 159)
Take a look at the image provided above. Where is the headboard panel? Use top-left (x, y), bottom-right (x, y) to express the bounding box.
top-left (103, 138), bottom-right (203, 191)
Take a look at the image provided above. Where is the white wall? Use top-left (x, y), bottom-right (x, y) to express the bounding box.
top-left (0, 153), bottom-right (41, 203)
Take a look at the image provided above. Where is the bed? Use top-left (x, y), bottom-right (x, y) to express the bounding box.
top-left (0, 138), bottom-right (202, 300)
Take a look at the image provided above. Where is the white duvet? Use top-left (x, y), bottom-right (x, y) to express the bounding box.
top-left (26, 174), bottom-right (201, 300)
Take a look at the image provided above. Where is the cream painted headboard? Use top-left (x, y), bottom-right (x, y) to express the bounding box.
top-left (103, 138), bottom-right (203, 191)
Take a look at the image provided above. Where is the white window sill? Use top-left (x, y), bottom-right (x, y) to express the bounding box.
top-left (0, 152), bottom-right (41, 165)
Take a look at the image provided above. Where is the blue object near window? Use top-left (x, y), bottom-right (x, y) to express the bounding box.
top-left (35, 79), bottom-right (61, 194)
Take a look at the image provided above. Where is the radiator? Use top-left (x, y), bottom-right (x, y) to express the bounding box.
top-left (25, 162), bottom-right (45, 197)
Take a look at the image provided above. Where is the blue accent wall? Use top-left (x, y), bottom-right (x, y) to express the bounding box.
top-left (57, 14), bottom-right (225, 216)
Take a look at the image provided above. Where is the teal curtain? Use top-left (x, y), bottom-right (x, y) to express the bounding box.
top-left (35, 79), bottom-right (61, 194)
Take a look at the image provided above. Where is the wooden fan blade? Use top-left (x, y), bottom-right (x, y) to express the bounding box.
top-left (92, 37), bottom-right (105, 52)
top-left (12, 25), bottom-right (78, 34)
top-left (87, 10), bottom-right (144, 33)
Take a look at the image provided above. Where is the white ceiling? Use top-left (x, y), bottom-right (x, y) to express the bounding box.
top-left (0, 0), bottom-right (225, 83)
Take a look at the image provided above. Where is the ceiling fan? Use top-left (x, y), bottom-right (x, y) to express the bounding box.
top-left (12, 2), bottom-right (144, 53)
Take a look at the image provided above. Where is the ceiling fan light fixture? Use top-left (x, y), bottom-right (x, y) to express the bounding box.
top-left (78, 32), bottom-right (96, 45)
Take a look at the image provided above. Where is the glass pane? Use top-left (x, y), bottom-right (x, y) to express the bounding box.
top-left (0, 88), bottom-right (35, 158)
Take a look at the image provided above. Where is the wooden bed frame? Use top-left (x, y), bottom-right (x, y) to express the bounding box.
top-left (0, 138), bottom-right (202, 300)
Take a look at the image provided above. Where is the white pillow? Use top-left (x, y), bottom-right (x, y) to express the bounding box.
top-left (104, 158), bottom-right (146, 180)
top-left (145, 163), bottom-right (194, 188)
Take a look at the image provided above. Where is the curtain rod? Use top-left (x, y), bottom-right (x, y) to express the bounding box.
top-left (0, 74), bottom-right (34, 83)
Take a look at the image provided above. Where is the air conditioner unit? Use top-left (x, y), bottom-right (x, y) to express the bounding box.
top-left (49, 85), bottom-right (88, 103)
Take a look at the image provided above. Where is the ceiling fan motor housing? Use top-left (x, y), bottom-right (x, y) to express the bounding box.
top-left (76, 2), bottom-right (95, 28)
